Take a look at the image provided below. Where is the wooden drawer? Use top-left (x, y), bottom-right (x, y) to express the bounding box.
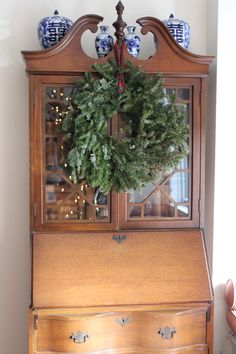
top-left (35, 306), bottom-right (208, 353)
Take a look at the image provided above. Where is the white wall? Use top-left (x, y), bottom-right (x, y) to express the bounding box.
top-left (0, 1), bottom-right (211, 354)
top-left (212, 0), bottom-right (236, 353)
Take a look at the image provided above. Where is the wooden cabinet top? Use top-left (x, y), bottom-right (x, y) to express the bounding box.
top-left (22, 14), bottom-right (213, 77)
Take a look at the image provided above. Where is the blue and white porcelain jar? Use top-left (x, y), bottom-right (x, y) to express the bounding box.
top-left (38, 10), bottom-right (73, 49)
top-left (124, 26), bottom-right (140, 58)
top-left (163, 14), bottom-right (190, 49)
top-left (95, 26), bottom-right (114, 58)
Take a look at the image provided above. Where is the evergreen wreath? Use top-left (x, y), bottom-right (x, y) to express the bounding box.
top-left (62, 60), bottom-right (188, 194)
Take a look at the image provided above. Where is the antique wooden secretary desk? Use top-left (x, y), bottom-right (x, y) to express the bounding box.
top-left (22, 2), bottom-right (214, 354)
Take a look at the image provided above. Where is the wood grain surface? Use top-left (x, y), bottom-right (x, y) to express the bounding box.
top-left (33, 230), bottom-right (212, 308)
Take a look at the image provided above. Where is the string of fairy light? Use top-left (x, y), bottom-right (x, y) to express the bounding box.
top-left (46, 87), bottom-right (103, 221)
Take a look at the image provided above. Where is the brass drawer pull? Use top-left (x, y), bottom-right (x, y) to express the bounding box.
top-left (116, 317), bottom-right (131, 327)
top-left (112, 235), bottom-right (127, 244)
top-left (70, 331), bottom-right (89, 343)
top-left (158, 326), bottom-right (176, 339)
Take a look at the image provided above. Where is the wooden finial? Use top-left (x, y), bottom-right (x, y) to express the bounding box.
top-left (112, 1), bottom-right (127, 44)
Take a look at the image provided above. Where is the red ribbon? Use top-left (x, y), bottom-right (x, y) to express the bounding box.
top-left (114, 41), bottom-right (126, 93)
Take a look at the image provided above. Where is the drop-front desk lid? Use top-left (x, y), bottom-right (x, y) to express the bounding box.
top-left (33, 230), bottom-right (213, 308)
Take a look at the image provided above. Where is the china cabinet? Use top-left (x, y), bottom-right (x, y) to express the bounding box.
top-left (22, 2), bottom-right (214, 354)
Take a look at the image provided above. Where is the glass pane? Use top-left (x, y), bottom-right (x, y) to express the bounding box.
top-left (165, 88), bottom-right (175, 96)
top-left (96, 207), bottom-right (109, 219)
top-left (178, 88), bottom-right (190, 101)
top-left (128, 182), bottom-right (156, 203)
top-left (177, 155), bottom-right (189, 169)
top-left (129, 206), bottom-right (141, 218)
top-left (144, 192), bottom-right (175, 217)
top-left (43, 85), bottom-right (110, 223)
top-left (127, 86), bottom-right (191, 221)
top-left (177, 205), bottom-right (189, 217)
top-left (176, 103), bottom-right (189, 124)
top-left (166, 172), bottom-right (189, 203)
top-left (46, 172), bottom-right (63, 185)
top-left (46, 137), bottom-right (59, 170)
top-left (144, 194), bottom-right (161, 217)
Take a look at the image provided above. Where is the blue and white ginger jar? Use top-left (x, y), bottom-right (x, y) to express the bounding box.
top-left (163, 14), bottom-right (190, 49)
top-left (38, 10), bottom-right (73, 49)
top-left (95, 26), bottom-right (114, 58)
top-left (124, 26), bottom-right (140, 58)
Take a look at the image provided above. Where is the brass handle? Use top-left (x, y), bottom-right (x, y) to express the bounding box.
top-left (70, 331), bottom-right (89, 343)
top-left (158, 326), bottom-right (176, 339)
top-left (112, 235), bottom-right (127, 244)
top-left (116, 317), bottom-right (131, 327)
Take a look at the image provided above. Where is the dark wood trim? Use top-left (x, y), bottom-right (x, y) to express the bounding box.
top-left (192, 79), bottom-right (201, 226)
top-left (22, 14), bottom-right (213, 76)
top-left (200, 78), bottom-right (206, 228)
top-left (112, 1), bottom-right (127, 44)
top-left (137, 17), bottom-right (214, 65)
top-left (29, 75), bottom-right (35, 233)
top-left (207, 303), bottom-right (214, 354)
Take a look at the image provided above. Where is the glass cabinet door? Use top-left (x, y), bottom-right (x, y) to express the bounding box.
top-left (119, 79), bottom-right (201, 229)
top-left (33, 76), bottom-right (200, 231)
top-left (33, 77), bottom-right (117, 231)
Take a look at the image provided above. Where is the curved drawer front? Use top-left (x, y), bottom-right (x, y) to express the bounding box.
top-left (37, 307), bottom-right (207, 353)
top-left (38, 313), bottom-right (125, 353)
top-left (140, 308), bottom-right (207, 349)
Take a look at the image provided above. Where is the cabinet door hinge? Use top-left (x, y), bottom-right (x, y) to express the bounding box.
top-left (206, 306), bottom-right (211, 322)
top-left (34, 315), bottom-right (38, 330)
